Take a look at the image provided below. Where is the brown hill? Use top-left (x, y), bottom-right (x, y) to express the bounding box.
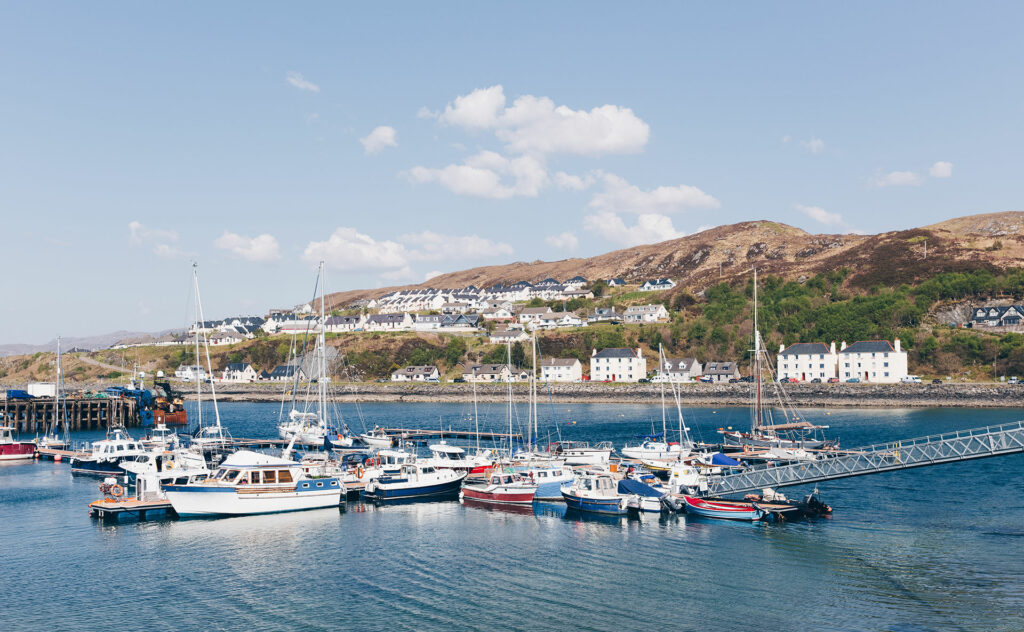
top-left (327, 211), bottom-right (1024, 308)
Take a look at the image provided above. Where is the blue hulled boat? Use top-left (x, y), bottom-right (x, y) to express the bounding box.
top-left (561, 473), bottom-right (628, 515)
top-left (362, 463), bottom-right (466, 501)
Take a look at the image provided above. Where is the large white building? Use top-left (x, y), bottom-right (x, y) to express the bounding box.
top-left (541, 358), bottom-right (583, 382)
top-left (777, 342), bottom-right (838, 382)
top-left (624, 304), bottom-right (670, 324)
top-left (590, 348), bottom-right (646, 382)
top-left (839, 340), bottom-right (908, 383)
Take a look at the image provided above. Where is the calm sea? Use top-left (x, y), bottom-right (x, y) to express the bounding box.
top-left (2, 401), bottom-right (1022, 631)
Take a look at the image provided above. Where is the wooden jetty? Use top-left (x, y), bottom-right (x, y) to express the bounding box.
top-left (377, 427), bottom-right (522, 443)
top-left (88, 497), bottom-right (175, 521)
top-left (2, 396), bottom-right (138, 432)
top-left (36, 446), bottom-right (90, 461)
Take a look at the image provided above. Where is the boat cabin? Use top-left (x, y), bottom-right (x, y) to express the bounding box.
top-left (429, 442), bottom-right (467, 461)
top-left (576, 474), bottom-right (618, 494)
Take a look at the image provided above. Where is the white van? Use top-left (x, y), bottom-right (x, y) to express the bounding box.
top-left (900, 375), bottom-right (922, 383)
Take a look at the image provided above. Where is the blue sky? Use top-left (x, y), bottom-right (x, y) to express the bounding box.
top-left (2, 2), bottom-right (1022, 342)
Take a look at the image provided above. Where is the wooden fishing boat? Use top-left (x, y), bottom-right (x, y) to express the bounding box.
top-left (460, 471), bottom-right (538, 505)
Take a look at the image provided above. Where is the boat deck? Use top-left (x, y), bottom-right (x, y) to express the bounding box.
top-left (88, 497), bottom-right (174, 520)
top-left (36, 447), bottom-right (89, 461)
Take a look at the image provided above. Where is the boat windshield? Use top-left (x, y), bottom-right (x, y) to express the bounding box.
top-left (218, 469), bottom-right (241, 482)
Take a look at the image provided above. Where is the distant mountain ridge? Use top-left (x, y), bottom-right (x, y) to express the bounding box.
top-left (324, 211), bottom-right (1024, 308)
top-left (0, 331), bottom-right (172, 357)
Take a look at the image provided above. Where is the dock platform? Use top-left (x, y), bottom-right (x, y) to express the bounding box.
top-left (88, 498), bottom-right (175, 521)
top-left (36, 447), bottom-right (89, 461)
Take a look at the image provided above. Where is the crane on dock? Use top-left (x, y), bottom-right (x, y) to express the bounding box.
top-left (703, 420), bottom-right (1024, 497)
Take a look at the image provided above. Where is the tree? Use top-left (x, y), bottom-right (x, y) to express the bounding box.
top-left (511, 342), bottom-right (526, 368)
top-left (590, 280), bottom-right (607, 297)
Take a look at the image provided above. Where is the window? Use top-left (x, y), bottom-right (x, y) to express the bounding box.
top-left (885, 372), bottom-right (889, 377)
top-left (884, 362), bottom-right (889, 367)
top-left (264, 470), bottom-right (277, 484)
top-left (819, 364), bottom-right (824, 369)
top-left (278, 470), bottom-right (293, 483)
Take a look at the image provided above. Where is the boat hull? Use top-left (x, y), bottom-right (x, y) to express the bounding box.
top-left (534, 478), bottom-right (573, 501)
top-left (721, 433), bottom-right (825, 450)
top-left (362, 477), bottom-right (463, 501)
top-left (561, 491), bottom-right (627, 515)
top-left (0, 443), bottom-right (36, 460)
top-left (70, 458), bottom-right (130, 476)
top-left (682, 496), bottom-right (765, 521)
top-left (459, 486), bottom-right (537, 505)
top-left (164, 482), bottom-right (343, 516)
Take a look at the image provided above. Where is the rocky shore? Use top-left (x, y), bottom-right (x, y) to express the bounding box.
top-left (200, 381), bottom-right (1024, 408)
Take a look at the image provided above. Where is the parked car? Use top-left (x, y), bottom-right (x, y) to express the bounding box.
top-left (827, 377), bottom-right (840, 383)
top-left (738, 376), bottom-right (755, 383)
top-left (699, 376), bottom-right (713, 383)
top-left (1009, 376), bottom-right (1019, 385)
top-left (452, 377), bottom-right (465, 383)
top-left (728, 378), bottom-right (739, 383)
top-left (846, 377), bottom-right (861, 383)
top-left (901, 375), bottom-right (922, 383)
top-left (638, 378), bottom-right (650, 383)
top-left (932, 379), bottom-right (943, 384)
top-left (810, 378), bottom-right (821, 383)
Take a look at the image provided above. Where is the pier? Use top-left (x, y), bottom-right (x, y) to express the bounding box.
top-left (703, 420), bottom-right (1024, 497)
top-left (2, 397), bottom-right (138, 432)
top-left (377, 427), bottom-right (522, 443)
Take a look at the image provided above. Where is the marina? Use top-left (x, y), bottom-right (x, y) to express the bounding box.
top-left (3, 401), bottom-right (1021, 631)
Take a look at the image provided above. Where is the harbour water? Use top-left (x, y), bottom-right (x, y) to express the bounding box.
top-left (2, 402), bottom-right (1022, 631)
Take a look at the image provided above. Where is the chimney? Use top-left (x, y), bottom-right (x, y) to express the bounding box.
top-left (779, 344), bottom-right (785, 353)
top-left (592, 348), bottom-right (597, 357)
top-left (637, 347), bottom-right (643, 359)
top-left (894, 338), bottom-right (901, 352)
top-left (840, 341), bottom-right (847, 351)
top-left (830, 341), bottom-right (836, 355)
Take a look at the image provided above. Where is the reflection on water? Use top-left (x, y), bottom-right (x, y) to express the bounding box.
top-left (2, 402), bottom-right (1022, 631)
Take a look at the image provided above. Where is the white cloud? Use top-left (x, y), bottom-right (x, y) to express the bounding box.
top-left (399, 230), bottom-right (514, 261)
top-left (128, 221), bottom-right (186, 258)
top-left (545, 231), bottom-right (580, 251)
top-left (416, 106), bottom-right (438, 119)
top-left (554, 171), bottom-right (595, 191)
top-left (781, 135), bottom-right (792, 143)
top-left (360, 126), bottom-right (398, 155)
top-left (584, 212), bottom-right (685, 247)
top-left (437, 85), bottom-right (650, 156)
top-left (303, 227), bottom-right (409, 272)
top-left (285, 71), bottom-right (319, 93)
top-left (407, 151), bottom-right (547, 199)
top-left (213, 231), bottom-right (281, 262)
top-left (929, 161), bottom-right (953, 178)
top-left (795, 204), bottom-right (845, 227)
top-left (424, 270), bottom-right (443, 282)
top-left (304, 227), bottom-right (514, 274)
top-left (873, 170), bottom-right (924, 187)
top-left (801, 137), bottom-right (825, 154)
top-left (588, 173), bottom-right (720, 215)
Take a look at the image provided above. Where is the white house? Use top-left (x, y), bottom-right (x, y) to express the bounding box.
top-left (624, 304), bottom-right (670, 324)
top-left (541, 358), bottom-right (583, 382)
top-left (703, 361), bottom-right (741, 382)
top-left (481, 307), bottom-right (514, 321)
top-left (838, 340), bottom-right (908, 383)
top-left (777, 342), bottom-right (838, 382)
top-left (325, 315), bottom-right (364, 333)
top-left (605, 278), bottom-right (626, 287)
top-left (533, 311), bottom-right (586, 330)
top-left (588, 307), bottom-right (624, 323)
top-left (390, 365), bottom-right (441, 382)
top-left (276, 319), bottom-right (321, 336)
top-left (590, 348), bottom-right (646, 382)
top-left (517, 306), bottom-right (552, 325)
top-left (640, 278), bottom-right (676, 292)
top-left (489, 329), bottom-right (530, 344)
top-left (463, 364), bottom-right (514, 382)
top-left (364, 313), bottom-right (414, 331)
top-left (656, 357), bottom-right (701, 382)
top-left (209, 331), bottom-right (244, 346)
top-left (412, 314), bottom-right (445, 331)
top-left (563, 276), bottom-right (588, 290)
top-left (174, 365), bottom-right (208, 381)
top-left (221, 362), bottom-right (258, 383)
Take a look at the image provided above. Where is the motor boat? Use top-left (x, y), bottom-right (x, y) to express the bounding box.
top-left (548, 441), bottom-right (612, 466)
top-left (621, 435), bottom-right (688, 461)
top-left (362, 463), bottom-right (466, 501)
top-left (70, 428), bottom-right (149, 475)
top-left (360, 426), bottom-right (393, 449)
top-left (163, 450), bottom-right (343, 517)
top-left (0, 425), bottom-right (36, 461)
top-left (512, 464), bottom-right (575, 501)
top-left (460, 470), bottom-right (538, 505)
top-left (561, 473), bottom-right (628, 515)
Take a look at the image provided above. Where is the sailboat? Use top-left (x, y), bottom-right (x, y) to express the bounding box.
top-left (35, 336), bottom-right (69, 450)
top-left (717, 267), bottom-right (834, 450)
top-left (277, 261), bottom-right (352, 447)
top-left (623, 345), bottom-right (690, 461)
top-left (186, 263), bottom-right (231, 451)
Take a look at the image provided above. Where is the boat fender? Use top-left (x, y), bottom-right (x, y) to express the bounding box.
top-left (356, 467), bottom-right (364, 479)
top-left (109, 484), bottom-right (124, 498)
top-left (742, 445), bottom-right (751, 454)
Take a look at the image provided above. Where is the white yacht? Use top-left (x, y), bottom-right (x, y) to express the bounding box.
top-left (164, 450), bottom-right (343, 517)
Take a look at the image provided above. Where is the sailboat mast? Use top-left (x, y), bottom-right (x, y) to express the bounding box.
top-left (193, 263), bottom-right (202, 429)
top-left (507, 340), bottom-right (513, 458)
top-left (659, 344), bottom-right (667, 440)
top-left (319, 261), bottom-right (327, 428)
top-left (753, 267), bottom-right (762, 432)
top-left (193, 264), bottom-right (221, 428)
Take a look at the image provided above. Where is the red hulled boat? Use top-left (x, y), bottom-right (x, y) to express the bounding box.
top-left (460, 471), bottom-right (538, 505)
top-left (0, 426), bottom-right (37, 461)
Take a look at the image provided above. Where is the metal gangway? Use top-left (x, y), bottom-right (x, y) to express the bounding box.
top-left (703, 420), bottom-right (1024, 497)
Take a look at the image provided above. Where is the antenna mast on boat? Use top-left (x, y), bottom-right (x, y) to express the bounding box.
top-left (507, 340), bottom-right (514, 459)
top-left (318, 260), bottom-right (328, 430)
top-left (659, 343), bottom-right (667, 440)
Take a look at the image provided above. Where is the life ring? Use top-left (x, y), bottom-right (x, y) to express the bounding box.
top-left (166, 461), bottom-right (175, 470)
top-left (365, 457), bottom-right (380, 467)
top-left (742, 445), bottom-right (751, 454)
top-left (109, 484), bottom-right (124, 498)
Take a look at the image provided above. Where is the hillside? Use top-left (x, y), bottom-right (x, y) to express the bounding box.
top-left (325, 211), bottom-right (1024, 308)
